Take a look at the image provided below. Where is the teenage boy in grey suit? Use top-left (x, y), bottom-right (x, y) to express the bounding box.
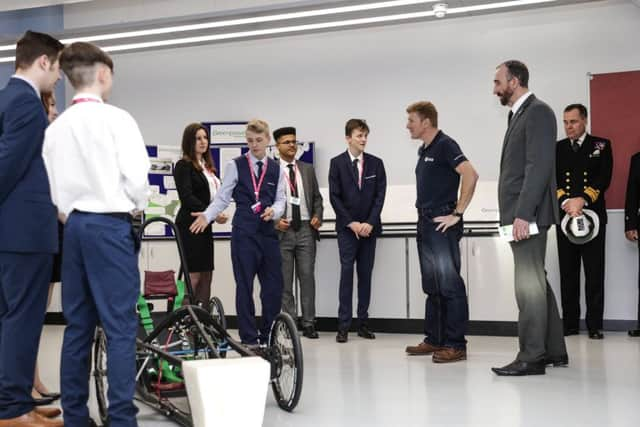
top-left (274, 127), bottom-right (324, 338)
top-left (491, 60), bottom-right (567, 376)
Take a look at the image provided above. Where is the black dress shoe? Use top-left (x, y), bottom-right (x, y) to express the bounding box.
top-left (544, 354), bottom-right (569, 367)
top-left (357, 325), bottom-right (376, 339)
top-left (38, 391), bottom-right (61, 401)
top-left (628, 329), bottom-right (640, 337)
top-left (491, 360), bottom-right (546, 376)
top-left (564, 328), bottom-right (579, 336)
top-left (589, 330), bottom-right (604, 339)
top-left (302, 326), bottom-right (319, 339)
top-left (33, 396), bottom-right (56, 406)
top-left (336, 330), bottom-right (348, 343)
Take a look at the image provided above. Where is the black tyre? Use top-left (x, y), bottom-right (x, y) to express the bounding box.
top-left (268, 312), bottom-right (303, 411)
top-left (208, 296), bottom-right (228, 358)
top-left (208, 296), bottom-right (226, 330)
top-left (93, 327), bottom-right (109, 425)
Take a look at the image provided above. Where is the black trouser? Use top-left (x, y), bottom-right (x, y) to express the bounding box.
top-left (556, 225), bottom-right (606, 331)
top-left (637, 238), bottom-right (640, 327)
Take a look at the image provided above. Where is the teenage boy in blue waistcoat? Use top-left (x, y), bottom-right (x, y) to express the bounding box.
top-left (191, 119), bottom-right (286, 345)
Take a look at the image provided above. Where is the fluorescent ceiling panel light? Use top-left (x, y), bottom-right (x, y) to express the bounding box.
top-left (0, 0), bottom-right (560, 62)
top-left (0, 0), bottom-right (434, 51)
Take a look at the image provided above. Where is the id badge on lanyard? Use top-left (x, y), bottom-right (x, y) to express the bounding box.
top-left (247, 155), bottom-right (268, 214)
top-left (284, 163), bottom-right (302, 206)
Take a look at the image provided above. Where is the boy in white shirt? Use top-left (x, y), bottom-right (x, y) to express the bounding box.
top-left (43, 42), bottom-right (150, 427)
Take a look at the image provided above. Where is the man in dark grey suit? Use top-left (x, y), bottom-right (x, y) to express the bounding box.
top-left (274, 127), bottom-right (324, 338)
top-left (491, 60), bottom-right (567, 376)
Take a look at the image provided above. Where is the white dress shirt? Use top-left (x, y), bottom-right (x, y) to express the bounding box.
top-left (43, 93), bottom-right (150, 215)
top-left (203, 152), bottom-right (286, 223)
top-left (571, 132), bottom-right (587, 147)
top-left (280, 159), bottom-right (310, 221)
top-left (511, 91), bottom-right (533, 117)
top-left (200, 159), bottom-right (221, 202)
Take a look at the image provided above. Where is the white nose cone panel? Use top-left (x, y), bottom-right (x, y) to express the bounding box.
top-left (183, 356), bottom-right (270, 427)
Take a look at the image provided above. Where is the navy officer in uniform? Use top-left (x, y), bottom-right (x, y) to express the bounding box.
top-left (625, 152), bottom-right (640, 337)
top-left (556, 104), bottom-right (612, 339)
top-left (191, 119), bottom-right (286, 345)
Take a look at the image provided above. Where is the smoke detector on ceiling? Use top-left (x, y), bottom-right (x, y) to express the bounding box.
top-left (432, 3), bottom-right (448, 18)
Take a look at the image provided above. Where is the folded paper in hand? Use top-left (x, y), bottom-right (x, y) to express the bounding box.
top-left (498, 223), bottom-right (539, 242)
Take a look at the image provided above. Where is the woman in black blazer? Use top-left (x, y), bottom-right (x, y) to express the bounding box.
top-left (174, 123), bottom-right (227, 305)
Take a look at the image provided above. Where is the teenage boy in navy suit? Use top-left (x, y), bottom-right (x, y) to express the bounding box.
top-left (0, 30), bottom-right (64, 427)
top-left (329, 119), bottom-right (387, 343)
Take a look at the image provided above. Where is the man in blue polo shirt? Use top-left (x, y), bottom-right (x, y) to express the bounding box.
top-left (404, 101), bottom-right (478, 363)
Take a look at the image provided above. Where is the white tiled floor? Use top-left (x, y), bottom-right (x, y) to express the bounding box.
top-left (39, 326), bottom-right (640, 427)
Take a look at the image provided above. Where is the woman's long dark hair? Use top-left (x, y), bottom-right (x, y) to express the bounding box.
top-left (181, 123), bottom-right (216, 174)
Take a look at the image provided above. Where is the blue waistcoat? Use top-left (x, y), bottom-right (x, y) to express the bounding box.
top-left (232, 155), bottom-right (280, 236)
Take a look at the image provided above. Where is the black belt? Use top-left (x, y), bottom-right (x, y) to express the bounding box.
top-left (74, 210), bottom-right (133, 223)
top-left (417, 203), bottom-right (456, 217)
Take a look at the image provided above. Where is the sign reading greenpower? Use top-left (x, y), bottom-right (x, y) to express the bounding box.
top-left (209, 122), bottom-right (247, 145)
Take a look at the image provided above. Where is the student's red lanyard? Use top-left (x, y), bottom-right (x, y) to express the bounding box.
top-left (246, 154), bottom-right (268, 201)
top-left (72, 98), bottom-right (101, 105)
top-left (283, 163), bottom-right (299, 194)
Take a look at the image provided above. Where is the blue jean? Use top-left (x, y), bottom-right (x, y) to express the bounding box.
top-left (416, 209), bottom-right (468, 350)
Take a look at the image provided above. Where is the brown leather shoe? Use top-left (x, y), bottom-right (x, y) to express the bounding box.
top-left (433, 347), bottom-right (467, 363)
top-left (34, 407), bottom-right (62, 418)
top-left (33, 411), bottom-right (63, 427)
top-left (0, 410), bottom-right (63, 427)
top-left (405, 341), bottom-right (442, 355)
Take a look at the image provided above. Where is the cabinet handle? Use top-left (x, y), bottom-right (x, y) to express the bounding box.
top-left (471, 242), bottom-right (477, 257)
top-left (150, 248), bottom-right (154, 258)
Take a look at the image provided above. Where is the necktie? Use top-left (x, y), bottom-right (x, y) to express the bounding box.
top-left (352, 158), bottom-right (360, 188)
top-left (571, 140), bottom-right (580, 152)
top-left (256, 160), bottom-right (263, 179)
top-left (508, 111), bottom-right (513, 125)
top-left (287, 164), bottom-right (301, 231)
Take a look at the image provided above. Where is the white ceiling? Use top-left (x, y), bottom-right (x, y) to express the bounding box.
top-left (0, 0), bottom-right (94, 13)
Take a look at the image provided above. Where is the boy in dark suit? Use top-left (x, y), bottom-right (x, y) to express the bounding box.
top-left (329, 119), bottom-right (387, 343)
top-left (274, 127), bottom-right (324, 339)
top-left (0, 31), bottom-right (64, 427)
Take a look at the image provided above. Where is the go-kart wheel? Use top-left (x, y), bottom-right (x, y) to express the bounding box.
top-left (208, 296), bottom-right (228, 358)
top-left (268, 312), bottom-right (303, 411)
top-left (208, 296), bottom-right (226, 330)
top-left (93, 327), bottom-right (109, 426)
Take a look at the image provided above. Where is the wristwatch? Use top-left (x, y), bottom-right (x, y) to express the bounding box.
top-left (452, 210), bottom-right (463, 217)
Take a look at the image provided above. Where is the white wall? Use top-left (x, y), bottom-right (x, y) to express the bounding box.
top-left (65, 0), bottom-right (640, 186)
top-left (50, 0), bottom-right (640, 321)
